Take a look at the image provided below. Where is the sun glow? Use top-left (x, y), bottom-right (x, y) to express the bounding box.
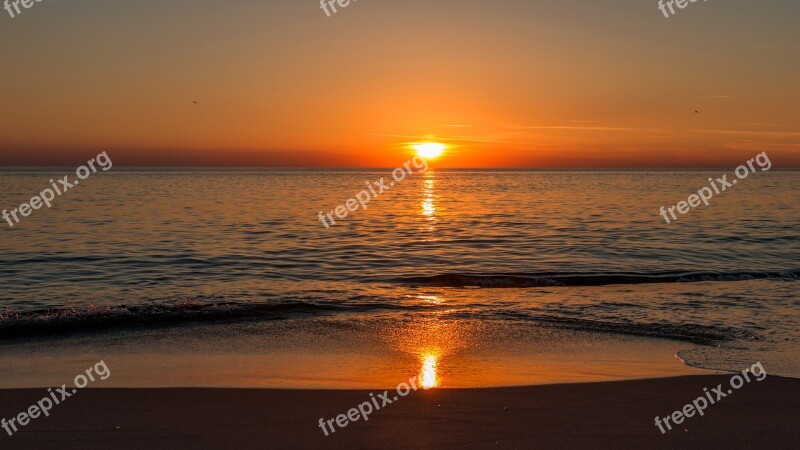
top-left (414, 143), bottom-right (446, 159)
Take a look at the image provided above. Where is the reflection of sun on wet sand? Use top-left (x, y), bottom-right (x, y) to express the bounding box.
top-left (386, 314), bottom-right (474, 389)
top-left (419, 353), bottom-right (439, 389)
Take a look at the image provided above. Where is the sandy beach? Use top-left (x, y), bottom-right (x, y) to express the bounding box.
top-left (1, 374), bottom-right (797, 449)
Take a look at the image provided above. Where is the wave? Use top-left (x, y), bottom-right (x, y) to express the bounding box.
top-left (0, 300), bottom-right (411, 340)
top-left (486, 312), bottom-right (753, 345)
top-left (0, 298), bottom-right (754, 345)
top-left (396, 269), bottom-right (799, 288)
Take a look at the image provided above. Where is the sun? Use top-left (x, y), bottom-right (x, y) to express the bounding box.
top-left (413, 142), bottom-right (446, 159)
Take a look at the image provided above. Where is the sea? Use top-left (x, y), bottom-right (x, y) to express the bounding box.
top-left (0, 169), bottom-right (797, 387)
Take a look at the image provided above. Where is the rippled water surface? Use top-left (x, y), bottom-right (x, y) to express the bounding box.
top-left (0, 169), bottom-right (798, 380)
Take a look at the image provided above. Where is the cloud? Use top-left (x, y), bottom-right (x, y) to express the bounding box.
top-left (502, 124), bottom-right (664, 132)
top-left (368, 133), bottom-right (556, 147)
top-left (693, 129), bottom-right (800, 137)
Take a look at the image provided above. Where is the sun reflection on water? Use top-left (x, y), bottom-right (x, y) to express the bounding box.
top-left (419, 172), bottom-right (437, 227)
top-left (418, 294), bottom-right (443, 305)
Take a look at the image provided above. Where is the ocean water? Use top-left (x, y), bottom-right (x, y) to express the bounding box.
top-left (0, 169), bottom-right (798, 384)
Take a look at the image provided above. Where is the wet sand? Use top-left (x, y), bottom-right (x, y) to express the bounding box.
top-left (1, 374), bottom-right (797, 449)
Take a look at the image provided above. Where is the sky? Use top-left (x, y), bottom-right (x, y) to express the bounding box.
top-left (0, 0), bottom-right (799, 168)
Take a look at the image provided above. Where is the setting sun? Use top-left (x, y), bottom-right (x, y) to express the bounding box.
top-left (414, 143), bottom-right (446, 159)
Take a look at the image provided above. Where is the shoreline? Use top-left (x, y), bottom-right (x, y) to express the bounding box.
top-left (0, 317), bottom-right (710, 390)
top-left (1, 374), bottom-right (798, 449)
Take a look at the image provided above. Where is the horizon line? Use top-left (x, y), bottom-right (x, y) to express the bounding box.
top-left (1, 166), bottom-right (798, 171)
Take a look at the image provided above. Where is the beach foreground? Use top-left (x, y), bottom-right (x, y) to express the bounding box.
top-left (1, 375), bottom-right (797, 449)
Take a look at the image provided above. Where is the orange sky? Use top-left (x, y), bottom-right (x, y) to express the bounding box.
top-left (0, 1), bottom-right (799, 167)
